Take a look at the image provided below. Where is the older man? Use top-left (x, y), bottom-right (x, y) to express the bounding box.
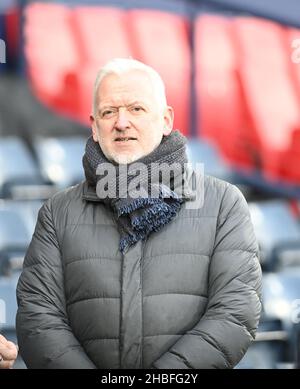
top-left (16, 58), bottom-right (262, 369)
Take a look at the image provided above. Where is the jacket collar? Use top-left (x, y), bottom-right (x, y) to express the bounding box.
top-left (82, 181), bottom-right (101, 202)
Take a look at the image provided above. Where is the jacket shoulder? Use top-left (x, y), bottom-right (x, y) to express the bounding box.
top-left (40, 181), bottom-right (86, 234)
top-left (203, 175), bottom-right (242, 200)
top-left (204, 175), bottom-right (249, 217)
top-left (50, 181), bottom-right (85, 206)
top-left (190, 174), bottom-right (247, 218)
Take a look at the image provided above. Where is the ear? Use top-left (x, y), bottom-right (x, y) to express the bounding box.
top-left (90, 115), bottom-right (98, 142)
top-left (163, 106), bottom-right (174, 136)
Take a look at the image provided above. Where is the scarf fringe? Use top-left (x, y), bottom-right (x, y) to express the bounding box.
top-left (119, 198), bottom-right (183, 253)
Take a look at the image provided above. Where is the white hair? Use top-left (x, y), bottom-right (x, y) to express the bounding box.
top-left (92, 58), bottom-right (167, 116)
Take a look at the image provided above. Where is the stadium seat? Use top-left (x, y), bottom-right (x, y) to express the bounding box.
top-left (0, 199), bottom-right (41, 250)
top-left (289, 28), bottom-right (300, 100)
top-left (0, 207), bottom-right (30, 252)
top-left (0, 203), bottom-right (29, 370)
top-left (24, 2), bottom-right (80, 118)
top-left (0, 198), bottom-right (41, 370)
top-left (0, 3), bottom-right (7, 71)
top-left (279, 128), bottom-right (300, 183)
top-left (194, 14), bottom-right (256, 168)
top-left (275, 28), bottom-right (300, 183)
top-left (248, 200), bottom-right (300, 270)
top-left (72, 6), bottom-right (131, 66)
top-left (33, 136), bottom-right (86, 189)
top-left (71, 6), bottom-right (132, 125)
top-left (0, 34), bottom-right (5, 70)
top-left (4, 2), bottom-right (20, 68)
top-left (0, 137), bottom-right (53, 199)
top-left (187, 137), bottom-right (253, 198)
top-left (186, 137), bottom-right (234, 182)
top-left (127, 9), bottom-right (191, 136)
top-left (234, 17), bottom-right (300, 182)
top-left (0, 268), bottom-right (21, 340)
top-left (0, 202), bottom-right (32, 275)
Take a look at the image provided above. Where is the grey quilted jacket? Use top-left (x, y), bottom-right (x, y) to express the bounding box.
top-left (16, 174), bottom-right (262, 369)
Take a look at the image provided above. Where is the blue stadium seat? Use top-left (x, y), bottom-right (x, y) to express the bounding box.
top-left (186, 138), bottom-right (252, 198)
top-left (187, 137), bottom-right (234, 182)
top-left (0, 137), bottom-right (53, 199)
top-left (248, 200), bottom-right (300, 270)
top-left (0, 271), bottom-right (20, 335)
top-left (0, 9), bottom-right (6, 72)
top-left (0, 0), bottom-right (19, 71)
top-left (0, 204), bottom-right (31, 276)
top-left (0, 199), bottom-right (41, 248)
top-left (33, 136), bottom-right (86, 189)
top-left (0, 199), bottom-right (41, 369)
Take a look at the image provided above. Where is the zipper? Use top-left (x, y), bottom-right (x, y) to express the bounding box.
top-left (140, 239), bottom-right (146, 368)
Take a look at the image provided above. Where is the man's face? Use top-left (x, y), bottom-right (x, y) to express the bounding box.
top-left (90, 70), bottom-right (174, 164)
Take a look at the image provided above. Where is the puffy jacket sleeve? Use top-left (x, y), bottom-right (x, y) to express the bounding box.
top-left (16, 199), bottom-right (96, 369)
top-left (152, 184), bottom-right (262, 369)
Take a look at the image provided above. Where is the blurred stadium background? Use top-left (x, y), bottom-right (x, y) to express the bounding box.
top-left (1, 0), bottom-right (300, 369)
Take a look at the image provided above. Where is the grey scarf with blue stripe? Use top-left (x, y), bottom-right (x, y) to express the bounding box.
top-left (83, 131), bottom-right (189, 253)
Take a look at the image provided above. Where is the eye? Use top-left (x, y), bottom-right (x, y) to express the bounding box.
top-left (131, 106), bottom-right (144, 113)
top-left (101, 109), bottom-right (115, 118)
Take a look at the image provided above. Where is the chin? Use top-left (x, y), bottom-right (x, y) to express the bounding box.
top-left (112, 153), bottom-right (142, 165)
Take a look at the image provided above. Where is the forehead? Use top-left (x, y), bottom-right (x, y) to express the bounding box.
top-left (97, 70), bottom-right (156, 106)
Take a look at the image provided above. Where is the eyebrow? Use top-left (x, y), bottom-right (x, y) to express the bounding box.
top-left (98, 101), bottom-right (146, 112)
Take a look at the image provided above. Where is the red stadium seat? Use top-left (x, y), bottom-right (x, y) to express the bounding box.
top-left (194, 15), bottom-right (255, 168)
top-left (4, 5), bottom-right (20, 63)
top-left (72, 6), bottom-right (131, 65)
top-left (280, 128), bottom-right (300, 183)
top-left (24, 5), bottom-right (192, 134)
top-left (277, 28), bottom-right (300, 183)
top-left (71, 6), bottom-right (132, 124)
top-left (127, 9), bottom-right (191, 136)
top-left (24, 2), bottom-right (80, 118)
top-left (234, 17), bottom-right (300, 181)
top-left (289, 28), bottom-right (300, 104)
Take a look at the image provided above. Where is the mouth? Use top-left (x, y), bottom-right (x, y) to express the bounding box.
top-left (114, 137), bottom-right (137, 142)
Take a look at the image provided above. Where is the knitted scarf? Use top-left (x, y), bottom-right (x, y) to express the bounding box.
top-left (82, 130), bottom-right (189, 253)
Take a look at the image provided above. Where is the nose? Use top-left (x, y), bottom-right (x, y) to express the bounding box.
top-left (115, 108), bottom-right (131, 131)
